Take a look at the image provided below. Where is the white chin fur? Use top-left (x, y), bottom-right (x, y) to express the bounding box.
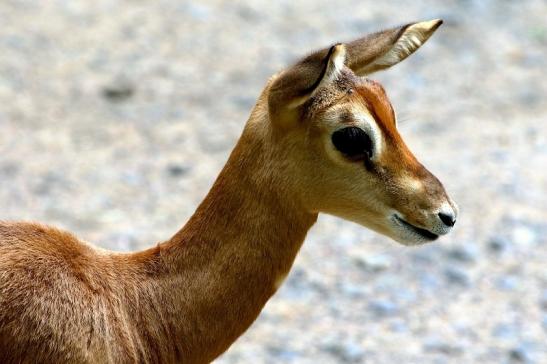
top-left (389, 215), bottom-right (436, 246)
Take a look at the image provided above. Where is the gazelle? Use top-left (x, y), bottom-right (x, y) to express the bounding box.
top-left (0, 19), bottom-right (457, 363)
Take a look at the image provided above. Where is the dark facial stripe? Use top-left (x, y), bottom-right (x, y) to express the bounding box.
top-left (354, 80), bottom-right (425, 175)
top-left (355, 81), bottom-right (398, 144)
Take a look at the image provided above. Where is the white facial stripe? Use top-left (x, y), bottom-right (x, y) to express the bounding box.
top-left (321, 104), bottom-right (385, 162)
top-left (351, 110), bottom-right (384, 158)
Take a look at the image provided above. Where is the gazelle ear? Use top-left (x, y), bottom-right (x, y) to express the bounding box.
top-left (346, 19), bottom-right (443, 75)
top-left (288, 44), bottom-right (346, 108)
top-left (268, 44), bottom-right (346, 120)
top-left (267, 20), bottom-right (442, 125)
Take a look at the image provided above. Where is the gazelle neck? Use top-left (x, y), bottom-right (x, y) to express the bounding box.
top-left (159, 105), bottom-right (317, 362)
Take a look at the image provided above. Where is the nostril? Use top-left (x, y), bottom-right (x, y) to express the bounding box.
top-left (438, 212), bottom-right (456, 227)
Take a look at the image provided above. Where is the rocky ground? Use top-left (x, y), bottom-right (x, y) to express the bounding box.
top-left (0, 0), bottom-right (546, 363)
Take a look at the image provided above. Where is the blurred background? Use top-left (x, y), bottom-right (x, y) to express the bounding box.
top-left (0, 0), bottom-right (546, 363)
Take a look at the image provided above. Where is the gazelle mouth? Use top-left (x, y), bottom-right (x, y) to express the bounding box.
top-left (392, 215), bottom-right (439, 241)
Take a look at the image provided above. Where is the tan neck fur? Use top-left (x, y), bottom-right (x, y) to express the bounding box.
top-left (151, 103), bottom-right (317, 362)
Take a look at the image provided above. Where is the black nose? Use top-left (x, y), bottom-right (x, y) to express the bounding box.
top-left (438, 212), bottom-right (456, 227)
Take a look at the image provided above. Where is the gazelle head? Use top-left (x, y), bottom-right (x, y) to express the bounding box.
top-left (265, 19), bottom-right (457, 245)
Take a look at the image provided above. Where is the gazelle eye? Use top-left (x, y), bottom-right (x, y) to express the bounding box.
top-left (331, 127), bottom-right (373, 160)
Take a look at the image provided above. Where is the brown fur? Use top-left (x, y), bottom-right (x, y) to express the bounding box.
top-left (0, 20), bottom-right (452, 363)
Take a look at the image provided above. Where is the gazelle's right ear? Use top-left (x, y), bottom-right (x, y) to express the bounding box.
top-left (346, 19), bottom-right (443, 75)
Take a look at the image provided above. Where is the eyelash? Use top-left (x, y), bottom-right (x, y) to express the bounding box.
top-left (331, 127), bottom-right (374, 162)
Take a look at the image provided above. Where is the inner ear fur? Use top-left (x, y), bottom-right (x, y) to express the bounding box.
top-left (350, 19), bottom-right (443, 75)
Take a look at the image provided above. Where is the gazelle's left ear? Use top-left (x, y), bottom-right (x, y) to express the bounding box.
top-left (287, 43), bottom-right (347, 109)
top-left (268, 43), bottom-right (346, 120)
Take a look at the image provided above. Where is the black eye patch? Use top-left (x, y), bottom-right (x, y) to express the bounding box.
top-left (331, 127), bottom-right (373, 161)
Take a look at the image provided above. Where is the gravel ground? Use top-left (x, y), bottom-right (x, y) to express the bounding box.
top-left (1, 1), bottom-right (546, 363)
